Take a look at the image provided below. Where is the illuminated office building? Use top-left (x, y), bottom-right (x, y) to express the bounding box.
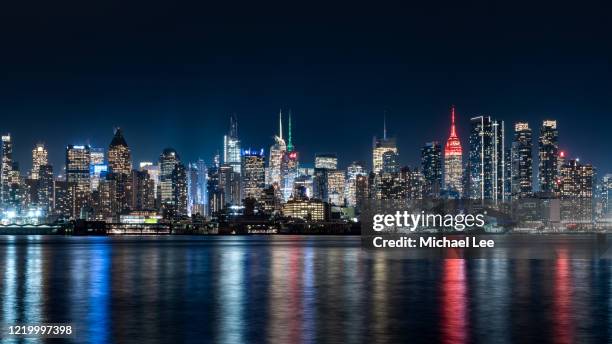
top-left (283, 198), bottom-right (327, 221)
top-left (372, 117), bottom-right (397, 174)
top-left (293, 175), bottom-right (314, 199)
top-left (242, 149), bottom-right (266, 201)
top-left (421, 142), bottom-right (442, 198)
top-left (1, 134), bottom-right (13, 205)
top-left (443, 106), bottom-right (463, 197)
top-left (468, 116), bottom-right (506, 201)
top-left (315, 153), bottom-right (338, 170)
top-left (223, 115), bottom-right (241, 174)
top-left (108, 128), bottom-right (132, 175)
top-left (327, 170), bottom-right (345, 206)
top-left (281, 151), bottom-right (299, 202)
top-left (219, 164), bottom-right (241, 207)
top-left (187, 160), bottom-right (207, 216)
top-left (345, 161), bottom-right (367, 207)
top-left (538, 120), bottom-right (559, 195)
top-left (159, 148), bottom-right (188, 217)
top-left (140, 162), bottom-right (160, 201)
top-left (90, 163), bottom-right (108, 192)
top-left (382, 151), bottom-right (400, 173)
top-left (511, 122), bottom-right (533, 199)
top-left (66, 144), bottom-right (91, 218)
top-left (269, 110), bottom-right (286, 186)
top-left (90, 147), bottom-right (105, 165)
top-left (30, 143), bottom-right (48, 180)
top-left (601, 174), bottom-right (612, 219)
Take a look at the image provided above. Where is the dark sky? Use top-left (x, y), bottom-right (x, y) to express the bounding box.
top-left (0, 1), bottom-right (610, 174)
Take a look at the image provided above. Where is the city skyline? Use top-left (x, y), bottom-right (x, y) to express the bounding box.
top-left (0, 107), bottom-right (608, 178)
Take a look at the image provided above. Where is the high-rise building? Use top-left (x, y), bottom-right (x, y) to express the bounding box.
top-left (345, 161), bottom-right (367, 207)
top-left (130, 170), bottom-right (156, 211)
top-left (37, 164), bottom-right (54, 214)
top-left (538, 120), bottom-right (559, 195)
top-left (443, 106), bottom-right (463, 197)
top-left (327, 170), bottom-right (345, 206)
top-left (140, 162), bottom-right (160, 201)
top-left (30, 143), bottom-right (48, 180)
top-left (223, 115), bottom-right (241, 175)
top-left (242, 149), bottom-right (266, 201)
top-left (314, 154), bottom-right (338, 170)
top-left (601, 174), bottom-right (612, 219)
top-left (108, 128), bottom-right (132, 175)
top-left (511, 122), bottom-right (533, 199)
top-left (468, 116), bottom-right (506, 201)
top-left (90, 147), bottom-right (105, 165)
top-left (281, 112), bottom-right (299, 201)
top-left (421, 142), bottom-right (442, 198)
top-left (269, 110), bottom-right (286, 186)
top-left (157, 148), bottom-right (188, 219)
top-left (382, 151), bottom-right (400, 173)
top-left (66, 145), bottom-right (91, 218)
top-left (187, 160), bottom-right (207, 216)
top-left (558, 159), bottom-right (594, 222)
top-left (1, 134), bottom-right (13, 205)
top-left (372, 117), bottom-right (397, 174)
top-left (219, 164), bottom-right (241, 207)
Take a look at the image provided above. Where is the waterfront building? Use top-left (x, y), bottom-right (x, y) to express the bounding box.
top-left (159, 148), bottom-right (187, 218)
top-left (539, 120), bottom-right (559, 195)
top-left (443, 106), bottom-right (463, 197)
top-left (558, 159), bottom-right (594, 222)
top-left (421, 141), bottom-right (442, 198)
top-left (511, 122), bottom-right (533, 199)
top-left (131, 170), bottom-right (156, 211)
top-left (30, 143), bottom-right (48, 180)
top-left (282, 197), bottom-right (328, 221)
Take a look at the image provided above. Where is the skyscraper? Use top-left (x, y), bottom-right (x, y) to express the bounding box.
top-left (187, 160), bottom-right (207, 216)
top-left (1, 134), bottom-right (13, 205)
top-left (37, 164), bottom-right (54, 214)
top-left (539, 120), bottom-right (559, 195)
top-left (558, 159), bottom-right (594, 222)
top-left (66, 144), bottom-right (91, 218)
top-left (268, 110), bottom-right (286, 187)
top-left (372, 116), bottom-right (397, 174)
top-left (421, 142), bottom-right (442, 198)
top-left (158, 148), bottom-right (188, 218)
top-left (326, 170), bottom-right (345, 206)
top-left (223, 115), bottom-right (241, 175)
top-left (345, 161), bottom-right (367, 207)
top-left (511, 122), bottom-right (533, 199)
top-left (108, 128), bottom-right (132, 175)
top-left (443, 106), bottom-right (463, 197)
top-left (468, 116), bottom-right (506, 201)
top-left (30, 143), bottom-right (48, 180)
top-left (241, 149), bottom-right (266, 200)
top-left (159, 148), bottom-right (180, 211)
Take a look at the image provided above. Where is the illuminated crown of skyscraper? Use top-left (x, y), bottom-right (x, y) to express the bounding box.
top-left (444, 105), bottom-right (463, 156)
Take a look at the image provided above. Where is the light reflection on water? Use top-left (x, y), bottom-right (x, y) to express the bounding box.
top-left (0, 236), bottom-right (610, 343)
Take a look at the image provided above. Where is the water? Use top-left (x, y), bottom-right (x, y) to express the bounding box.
top-left (0, 235), bottom-right (610, 343)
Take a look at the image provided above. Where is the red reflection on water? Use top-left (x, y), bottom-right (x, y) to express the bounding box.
top-left (288, 245), bottom-right (302, 343)
top-left (441, 259), bottom-right (469, 344)
top-left (553, 250), bottom-right (574, 344)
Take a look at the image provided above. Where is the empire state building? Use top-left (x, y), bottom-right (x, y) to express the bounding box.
top-left (444, 105), bottom-right (463, 197)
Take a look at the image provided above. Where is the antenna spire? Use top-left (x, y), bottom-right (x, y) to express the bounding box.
top-left (383, 111), bottom-right (387, 140)
top-left (278, 109), bottom-right (283, 140)
top-left (287, 109), bottom-right (294, 152)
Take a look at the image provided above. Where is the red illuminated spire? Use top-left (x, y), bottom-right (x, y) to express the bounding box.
top-left (444, 105), bottom-right (463, 156)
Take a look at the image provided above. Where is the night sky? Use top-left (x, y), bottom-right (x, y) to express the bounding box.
top-left (0, 1), bottom-right (610, 174)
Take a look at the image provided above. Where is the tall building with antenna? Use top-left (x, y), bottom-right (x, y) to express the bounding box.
top-left (223, 114), bottom-right (241, 174)
top-left (444, 106), bottom-right (463, 197)
top-left (281, 110), bottom-right (299, 201)
top-left (372, 113), bottom-right (397, 174)
top-left (269, 109), bottom-right (286, 187)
